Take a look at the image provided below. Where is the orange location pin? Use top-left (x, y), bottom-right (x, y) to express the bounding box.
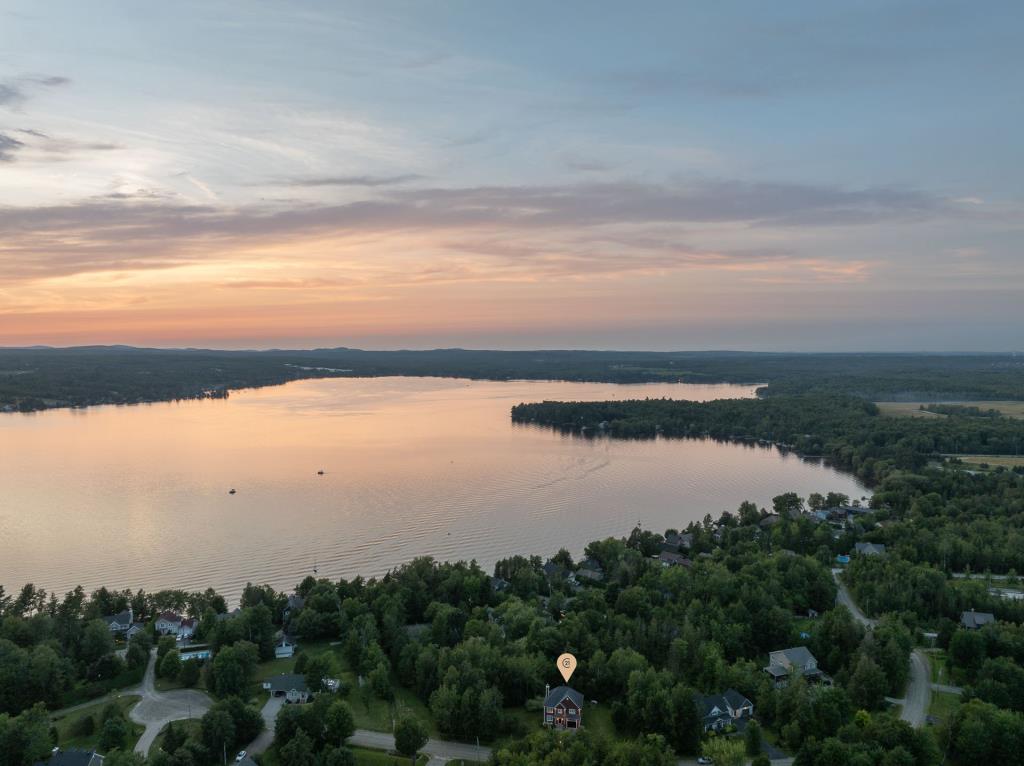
top-left (557, 652), bottom-right (577, 683)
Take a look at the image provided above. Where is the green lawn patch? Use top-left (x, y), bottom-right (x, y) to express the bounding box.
top-left (52, 694), bottom-right (143, 753)
top-left (929, 691), bottom-right (961, 724)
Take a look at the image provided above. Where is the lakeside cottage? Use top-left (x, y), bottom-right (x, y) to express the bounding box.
top-left (155, 611), bottom-right (197, 639)
top-left (576, 558), bottom-right (605, 582)
top-left (542, 684), bottom-right (583, 730)
top-left (658, 550), bottom-right (692, 568)
top-left (101, 609), bottom-right (133, 635)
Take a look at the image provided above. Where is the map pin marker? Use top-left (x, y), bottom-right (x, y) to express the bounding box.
top-left (557, 652), bottom-right (577, 683)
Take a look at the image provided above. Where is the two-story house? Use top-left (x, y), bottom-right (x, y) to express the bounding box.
top-left (542, 685), bottom-right (583, 730)
top-left (764, 646), bottom-right (822, 688)
top-left (695, 689), bottom-right (755, 732)
top-left (101, 608), bottom-right (134, 635)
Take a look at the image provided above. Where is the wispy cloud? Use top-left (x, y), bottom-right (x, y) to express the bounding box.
top-left (0, 74), bottom-right (69, 108)
top-left (282, 173), bottom-right (423, 188)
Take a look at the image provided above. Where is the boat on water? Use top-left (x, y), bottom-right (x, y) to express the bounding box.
top-left (317, 469), bottom-right (325, 475)
top-left (229, 488), bottom-right (236, 495)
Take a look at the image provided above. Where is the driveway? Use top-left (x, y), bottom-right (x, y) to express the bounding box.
top-left (832, 569), bottom-right (876, 629)
top-left (130, 650), bottom-right (213, 755)
top-left (243, 695), bottom-right (284, 756)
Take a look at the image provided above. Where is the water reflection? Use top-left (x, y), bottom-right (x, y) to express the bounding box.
top-left (0, 377), bottom-right (868, 603)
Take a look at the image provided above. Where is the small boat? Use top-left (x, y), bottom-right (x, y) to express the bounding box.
top-left (228, 488), bottom-right (236, 495)
top-left (317, 470), bottom-right (325, 475)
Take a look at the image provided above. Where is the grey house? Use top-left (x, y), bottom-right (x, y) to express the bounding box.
top-left (854, 542), bottom-right (886, 556)
top-left (34, 749), bottom-right (104, 766)
top-left (960, 609), bottom-right (996, 630)
top-left (695, 689), bottom-right (754, 732)
top-left (262, 673), bottom-right (311, 703)
top-left (764, 646), bottom-right (822, 687)
top-left (101, 609), bottom-right (133, 634)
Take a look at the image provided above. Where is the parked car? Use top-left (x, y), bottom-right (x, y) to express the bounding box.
top-left (235, 752), bottom-right (247, 762)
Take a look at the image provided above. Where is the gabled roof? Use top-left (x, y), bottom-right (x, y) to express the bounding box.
top-left (490, 576), bottom-right (511, 591)
top-left (658, 550), bottom-right (691, 567)
top-left (101, 610), bottom-right (132, 626)
top-left (544, 685), bottom-right (583, 708)
top-left (961, 609), bottom-right (996, 629)
top-left (722, 688), bottom-right (752, 710)
top-left (265, 673), bottom-right (308, 693)
top-left (156, 611), bottom-right (183, 623)
top-left (854, 542), bottom-right (886, 555)
top-left (772, 646), bottom-right (816, 667)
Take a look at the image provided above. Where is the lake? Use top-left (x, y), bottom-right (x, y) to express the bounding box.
top-left (0, 377), bottom-right (868, 603)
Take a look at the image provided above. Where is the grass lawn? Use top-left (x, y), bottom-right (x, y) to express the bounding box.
top-left (925, 650), bottom-right (950, 685)
top-left (52, 694), bottom-right (143, 753)
top-left (877, 400), bottom-right (1024, 420)
top-left (929, 691), bottom-right (961, 724)
top-left (954, 455), bottom-right (1024, 469)
top-left (148, 718), bottom-right (202, 758)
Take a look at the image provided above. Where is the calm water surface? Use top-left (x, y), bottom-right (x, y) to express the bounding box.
top-left (0, 377), bottom-right (868, 603)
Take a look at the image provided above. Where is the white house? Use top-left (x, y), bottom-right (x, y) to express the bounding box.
top-left (155, 612), bottom-right (197, 639)
top-left (275, 638), bottom-right (296, 659)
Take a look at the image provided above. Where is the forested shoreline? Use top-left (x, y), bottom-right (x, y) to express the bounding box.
top-left (3, 347), bottom-right (1024, 412)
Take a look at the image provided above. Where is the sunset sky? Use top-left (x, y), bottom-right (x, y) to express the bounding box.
top-left (1, 1), bottom-right (1021, 350)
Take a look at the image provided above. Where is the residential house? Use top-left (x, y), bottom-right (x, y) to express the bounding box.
top-left (576, 558), bottom-right (605, 582)
top-left (758, 514), bottom-right (781, 529)
top-left (155, 611), bottom-right (182, 635)
top-left (283, 594), bottom-right (306, 622)
top-left (125, 623), bottom-right (146, 640)
top-left (694, 689), bottom-right (754, 732)
top-left (764, 646), bottom-right (822, 688)
top-left (960, 609), bottom-right (996, 630)
top-left (262, 673), bottom-right (311, 703)
top-left (490, 576), bottom-right (511, 592)
top-left (665, 531), bottom-right (694, 550)
top-left (33, 748), bottom-right (104, 766)
top-left (658, 550), bottom-right (692, 568)
top-left (542, 684), bottom-right (583, 730)
top-left (275, 637), bottom-right (297, 659)
top-left (101, 609), bottom-right (133, 635)
top-left (854, 542), bottom-right (886, 556)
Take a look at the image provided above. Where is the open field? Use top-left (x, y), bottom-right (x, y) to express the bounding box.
top-left (877, 400), bottom-right (1024, 419)
top-left (52, 694), bottom-right (143, 753)
top-left (951, 454), bottom-right (1024, 468)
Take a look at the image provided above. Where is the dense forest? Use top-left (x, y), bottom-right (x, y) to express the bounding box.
top-left (3, 347), bottom-right (1024, 412)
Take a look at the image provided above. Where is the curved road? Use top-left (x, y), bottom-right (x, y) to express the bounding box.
top-left (130, 650), bottom-right (213, 754)
top-left (832, 569), bottom-right (929, 728)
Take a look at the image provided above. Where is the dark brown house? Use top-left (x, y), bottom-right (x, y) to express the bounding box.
top-left (543, 684), bottom-right (583, 730)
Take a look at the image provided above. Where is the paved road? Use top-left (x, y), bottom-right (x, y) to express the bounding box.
top-left (833, 570), bottom-right (929, 728)
top-left (832, 569), bottom-right (876, 628)
top-left (130, 651), bottom-right (213, 755)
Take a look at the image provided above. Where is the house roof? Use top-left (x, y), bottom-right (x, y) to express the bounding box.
top-left (101, 610), bottom-right (132, 626)
top-left (265, 673), bottom-right (309, 693)
top-left (287, 594), bottom-right (306, 609)
top-left (854, 542), bottom-right (886, 555)
top-left (490, 576), bottom-right (511, 591)
top-left (34, 749), bottom-right (104, 766)
top-left (961, 609), bottom-right (996, 629)
top-left (658, 550), bottom-right (691, 567)
top-left (722, 688), bottom-right (752, 710)
top-left (544, 685), bottom-right (583, 708)
top-left (773, 646), bottom-right (816, 667)
top-left (157, 611), bottom-right (183, 623)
